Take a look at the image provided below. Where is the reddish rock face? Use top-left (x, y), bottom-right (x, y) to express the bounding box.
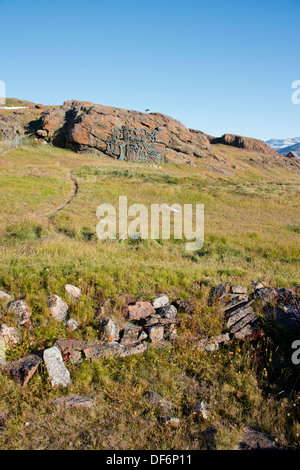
top-left (39, 100), bottom-right (213, 163)
top-left (219, 134), bottom-right (279, 156)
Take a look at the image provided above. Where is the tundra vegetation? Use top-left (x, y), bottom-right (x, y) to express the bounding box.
top-left (0, 142), bottom-right (299, 450)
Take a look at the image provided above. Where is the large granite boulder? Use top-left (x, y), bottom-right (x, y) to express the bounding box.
top-left (37, 100), bottom-right (213, 163)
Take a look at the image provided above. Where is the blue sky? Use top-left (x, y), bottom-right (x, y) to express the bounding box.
top-left (0, 0), bottom-right (299, 140)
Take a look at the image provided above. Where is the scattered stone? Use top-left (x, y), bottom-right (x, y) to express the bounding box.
top-left (50, 394), bottom-right (95, 409)
top-left (0, 324), bottom-right (21, 345)
top-left (147, 326), bottom-right (164, 344)
top-left (214, 333), bottom-right (231, 344)
top-left (230, 286), bottom-right (248, 295)
top-left (152, 294), bottom-right (169, 309)
top-left (6, 299), bottom-right (31, 326)
top-left (251, 281), bottom-right (264, 291)
top-left (65, 284), bottom-right (81, 301)
top-left (119, 341), bottom-right (148, 357)
top-left (226, 305), bottom-right (255, 330)
top-left (122, 301), bottom-right (156, 321)
top-left (222, 296), bottom-right (250, 313)
top-left (119, 323), bottom-right (146, 345)
top-left (192, 401), bottom-right (208, 419)
top-left (43, 346), bottom-right (71, 387)
top-left (141, 315), bottom-right (177, 328)
top-left (155, 305), bottom-right (178, 319)
top-left (234, 321), bottom-right (258, 340)
top-left (229, 312), bottom-right (258, 334)
top-left (68, 350), bottom-right (83, 365)
top-left (98, 318), bottom-right (120, 342)
top-left (48, 294), bottom-right (69, 322)
top-left (83, 341), bottom-right (121, 360)
top-left (236, 426), bottom-right (280, 450)
top-left (3, 353), bottom-right (42, 387)
top-left (64, 318), bottom-right (79, 331)
top-left (0, 290), bottom-right (12, 304)
top-left (166, 326), bottom-right (178, 343)
top-left (254, 287), bottom-right (277, 306)
top-left (54, 338), bottom-right (97, 356)
top-left (65, 284), bottom-right (81, 300)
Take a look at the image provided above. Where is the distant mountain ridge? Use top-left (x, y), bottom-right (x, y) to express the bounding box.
top-left (265, 137), bottom-right (300, 151)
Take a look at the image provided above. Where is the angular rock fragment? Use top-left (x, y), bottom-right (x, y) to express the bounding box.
top-left (3, 353), bottom-right (41, 387)
top-left (229, 312), bottom-right (258, 334)
top-left (122, 301), bottom-right (156, 321)
top-left (226, 305), bottom-right (255, 330)
top-left (54, 338), bottom-right (98, 356)
top-left (0, 290), bottom-right (12, 304)
top-left (0, 323), bottom-right (21, 345)
top-left (222, 296), bottom-right (250, 313)
top-left (98, 318), bottom-right (120, 342)
top-left (152, 294), bottom-right (169, 309)
top-left (155, 305), bottom-right (177, 319)
top-left (65, 284), bottom-right (81, 300)
top-left (147, 325), bottom-right (164, 344)
top-left (6, 299), bottom-right (31, 326)
top-left (192, 401), bottom-right (208, 419)
top-left (119, 323), bottom-right (146, 345)
top-left (251, 281), bottom-right (264, 291)
top-left (140, 315), bottom-right (177, 328)
top-left (64, 318), bottom-right (79, 331)
top-left (83, 341), bottom-right (121, 360)
top-left (234, 321), bottom-right (258, 339)
top-left (50, 394), bottom-right (95, 409)
top-left (43, 346), bottom-right (71, 387)
top-left (48, 294), bottom-right (68, 322)
top-left (119, 341), bottom-right (148, 357)
top-left (230, 286), bottom-right (248, 295)
top-left (214, 333), bottom-right (231, 344)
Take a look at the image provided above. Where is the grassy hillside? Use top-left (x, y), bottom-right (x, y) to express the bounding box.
top-left (0, 142), bottom-right (299, 450)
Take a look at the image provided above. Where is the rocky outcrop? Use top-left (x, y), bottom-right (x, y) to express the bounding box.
top-left (214, 134), bottom-right (280, 156)
top-left (38, 100), bottom-right (214, 163)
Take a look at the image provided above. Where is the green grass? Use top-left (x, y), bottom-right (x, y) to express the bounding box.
top-left (0, 144), bottom-right (299, 450)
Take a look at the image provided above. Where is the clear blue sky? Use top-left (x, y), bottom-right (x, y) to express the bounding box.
top-left (0, 0), bottom-right (299, 140)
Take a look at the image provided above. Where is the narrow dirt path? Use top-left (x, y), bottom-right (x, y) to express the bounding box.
top-left (45, 170), bottom-right (79, 221)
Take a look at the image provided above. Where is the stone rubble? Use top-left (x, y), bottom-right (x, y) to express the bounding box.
top-left (0, 281), bottom-right (298, 390)
top-left (43, 346), bottom-right (72, 387)
top-left (65, 284), bottom-right (82, 301)
top-left (48, 294), bottom-right (69, 322)
top-left (6, 299), bottom-right (31, 326)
